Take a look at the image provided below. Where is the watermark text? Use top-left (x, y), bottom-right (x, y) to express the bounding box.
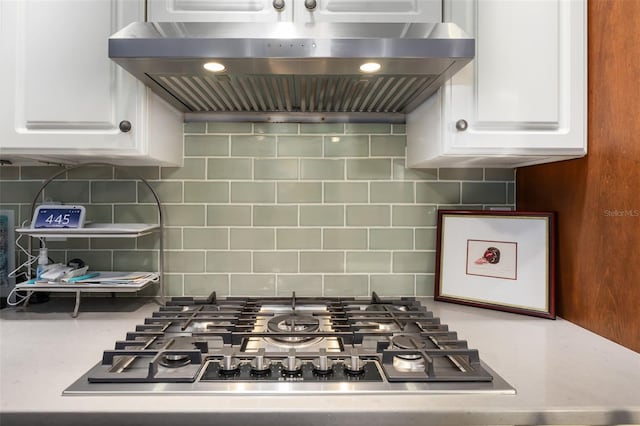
top-left (603, 209), bottom-right (640, 217)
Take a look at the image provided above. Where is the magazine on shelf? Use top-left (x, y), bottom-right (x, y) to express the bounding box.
top-left (64, 272), bottom-right (159, 285)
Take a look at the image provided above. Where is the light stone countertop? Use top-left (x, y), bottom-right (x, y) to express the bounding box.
top-left (1, 297), bottom-right (639, 426)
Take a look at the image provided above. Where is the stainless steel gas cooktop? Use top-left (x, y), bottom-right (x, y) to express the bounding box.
top-left (64, 293), bottom-right (515, 395)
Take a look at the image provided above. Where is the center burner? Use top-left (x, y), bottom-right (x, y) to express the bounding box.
top-left (64, 292), bottom-right (516, 395)
top-left (267, 313), bottom-right (320, 343)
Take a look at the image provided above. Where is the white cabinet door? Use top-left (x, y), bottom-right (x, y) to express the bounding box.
top-left (407, 0), bottom-right (586, 168)
top-left (148, 0), bottom-right (439, 23)
top-left (297, 0), bottom-right (441, 23)
top-left (148, 0), bottom-right (293, 22)
top-left (0, 0), bottom-right (183, 166)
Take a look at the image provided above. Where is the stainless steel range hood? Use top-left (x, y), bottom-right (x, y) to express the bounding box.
top-left (109, 22), bottom-right (474, 122)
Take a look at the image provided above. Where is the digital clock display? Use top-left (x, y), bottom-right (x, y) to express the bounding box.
top-left (33, 208), bottom-right (84, 229)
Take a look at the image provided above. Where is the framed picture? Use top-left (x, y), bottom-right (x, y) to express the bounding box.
top-left (434, 210), bottom-right (556, 319)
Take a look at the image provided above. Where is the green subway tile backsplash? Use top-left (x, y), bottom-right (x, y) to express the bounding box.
top-left (183, 274), bottom-right (228, 296)
top-left (183, 122), bottom-right (206, 134)
top-left (438, 168), bottom-right (484, 181)
top-left (85, 205), bottom-right (113, 223)
top-left (90, 238), bottom-right (135, 250)
top-left (324, 135), bottom-right (369, 157)
top-left (183, 228), bottom-right (228, 249)
top-left (138, 181), bottom-right (183, 204)
top-left (0, 181), bottom-right (44, 204)
top-left (230, 274), bottom-right (275, 296)
top-left (184, 135), bottom-right (229, 156)
top-left (300, 123), bottom-right (344, 134)
top-left (416, 274), bottom-right (436, 297)
top-left (254, 123), bottom-right (298, 134)
top-left (254, 252), bottom-right (298, 273)
top-left (277, 182), bottom-right (322, 203)
top-left (347, 159), bottom-right (392, 180)
top-left (207, 122), bottom-right (251, 134)
top-left (323, 228), bottom-right (367, 249)
top-left (20, 165), bottom-right (63, 180)
top-left (277, 136), bottom-right (323, 157)
top-left (324, 182), bottom-right (368, 203)
top-left (184, 182), bottom-right (228, 203)
top-left (392, 124), bottom-right (406, 134)
top-left (392, 205), bottom-right (437, 227)
top-left (300, 205), bottom-right (344, 226)
top-left (161, 158), bottom-right (206, 180)
top-left (44, 181), bottom-right (90, 204)
top-left (164, 205), bottom-right (206, 226)
top-left (324, 275), bottom-right (369, 297)
top-left (164, 250), bottom-right (205, 273)
top-left (253, 205), bottom-right (298, 226)
top-left (370, 182), bottom-right (414, 203)
top-left (276, 275), bottom-right (322, 296)
top-left (345, 123), bottom-right (390, 134)
top-left (230, 228), bottom-right (275, 249)
top-left (207, 205), bottom-right (251, 226)
top-left (485, 168), bottom-right (516, 181)
top-left (231, 182), bottom-right (275, 203)
top-left (393, 159), bottom-right (437, 180)
top-left (345, 252), bottom-right (390, 273)
top-left (164, 274), bottom-right (186, 297)
top-left (300, 159), bottom-right (344, 180)
top-left (208, 158), bottom-right (252, 180)
top-left (416, 182), bottom-right (460, 204)
top-left (254, 159), bottom-right (298, 180)
top-left (370, 135), bottom-right (406, 157)
top-left (68, 165), bottom-right (114, 180)
top-left (116, 166), bottom-right (160, 180)
top-left (114, 204), bottom-right (158, 224)
top-left (231, 135), bottom-right (276, 157)
top-left (369, 229), bottom-right (413, 250)
top-left (91, 181), bottom-right (136, 203)
top-left (461, 182), bottom-right (507, 204)
top-left (0, 166), bottom-right (20, 180)
top-left (69, 250), bottom-right (113, 271)
top-left (276, 228), bottom-right (321, 249)
top-left (206, 251), bottom-right (251, 273)
top-left (113, 250), bottom-right (157, 272)
top-left (371, 275), bottom-right (414, 296)
top-left (2, 122), bottom-right (513, 298)
top-left (300, 252), bottom-right (344, 273)
top-left (345, 205), bottom-right (390, 226)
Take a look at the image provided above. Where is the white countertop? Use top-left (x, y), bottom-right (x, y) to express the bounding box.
top-left (1, 297), bottom-right (639, 426)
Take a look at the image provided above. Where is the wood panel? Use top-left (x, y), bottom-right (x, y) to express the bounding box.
top-left (516, 0), bottom-right (640, 353)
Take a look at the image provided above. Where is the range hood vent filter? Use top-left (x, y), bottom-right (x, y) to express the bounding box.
top-left (152, 74), bottom-right (438, 114)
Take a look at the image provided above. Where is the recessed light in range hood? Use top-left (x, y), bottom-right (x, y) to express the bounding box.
top-left (109, 22), bottom-right (474, 122)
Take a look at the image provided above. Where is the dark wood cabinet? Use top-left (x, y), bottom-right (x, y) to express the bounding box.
top-left (517, 0), bottom-right (640, 353)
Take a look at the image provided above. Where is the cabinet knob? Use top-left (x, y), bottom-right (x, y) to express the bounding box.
top-left (119, 120), bottom-right (132, 133)
top-left (272, 0), bottom-right (285, 10)
top-left (455, 119), bottom-right (468, 131)
top-left (305, 0), bottom-right (317, 10)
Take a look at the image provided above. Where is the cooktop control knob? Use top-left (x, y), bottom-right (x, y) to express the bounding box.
top-left (282, 350), bottom-right (302, 374)
top-left (219, 354), bottom-right (238, 374)
top-left (344, 354), bottom-right (365, 375)
top-left (251, 354), bottom-right (271, 374)
top-left (313, 350), bottom-right (333, 375)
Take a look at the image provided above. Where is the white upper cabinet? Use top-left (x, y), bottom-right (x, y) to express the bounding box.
top-left (296, 0), bottom-right (440, 23)
top-left (407, 0), bottom-right (587, 168)
top-left (0, 0), bottom-right (183, 166)
top-left (148, 0), bottom-right (440, 23)
top-left (148, 0), bottom-right (293, 22)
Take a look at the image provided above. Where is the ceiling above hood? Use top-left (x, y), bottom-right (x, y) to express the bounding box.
top-left (109, 22), bottom-right (474, 122)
